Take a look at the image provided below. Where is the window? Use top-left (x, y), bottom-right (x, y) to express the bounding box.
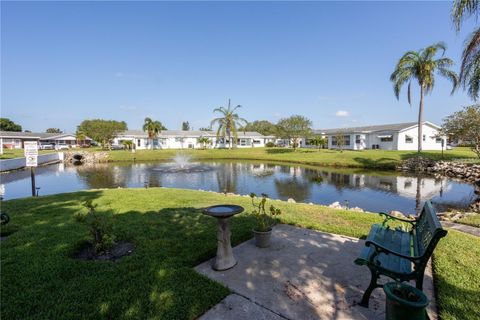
top-left (380, 137), bottom-right (393, 142)
top-left (344, 135), bottom-right (351, 146)
top-left (137, 139), bottom-right (141, 146)
top-left (423, 135), bottom-right (426, 141)
top-left (331, 135), bottom-right (350, 146)
top-left (436, 137), bottom-right (442, 143)
top-left (405, 135), bottom-right (413, 143)
top-left (175, 137), bottom-right (184, 142)
top-left (253, 139), bottom-right (261, 144)
top-left (355, 135), bottom-right (361, 144)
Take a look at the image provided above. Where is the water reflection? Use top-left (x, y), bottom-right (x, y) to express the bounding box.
top-left (0, 160), bottom-right (474, 214)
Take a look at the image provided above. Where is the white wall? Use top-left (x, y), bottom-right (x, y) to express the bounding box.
top-left (397, 124), bottom-right (444, 151)
top-left (0, 152), bottom-right (64, 172)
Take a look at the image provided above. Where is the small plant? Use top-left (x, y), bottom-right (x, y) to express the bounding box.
top-left (266, 141), bottom-right (275, 148)
top-left (75, 200), bottom-right (115, 253)
top-left (249, 193), bottom-right (281, 232)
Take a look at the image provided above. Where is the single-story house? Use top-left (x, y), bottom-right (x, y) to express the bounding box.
top-left (0, 131), bottom-right (92, 149)
top-left (310, 121), bottom-right (446, 151)
top-left (113, 130), bottom-right (275, 149)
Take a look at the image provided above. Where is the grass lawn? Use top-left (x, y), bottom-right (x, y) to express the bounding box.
top-left (99, 147), bottom-right (479, 169)
top-left (0, 148), bottom-right (55, 160)
top-left (1, 188), bottom-right (479, 319)
top-left (457, 214), bottom-right (480, 228)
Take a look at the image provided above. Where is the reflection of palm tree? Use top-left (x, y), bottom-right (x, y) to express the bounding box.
top-left (415, 176), bottom-right (422, 214)
top-left (215, 162), bottom-right (238, 194)
top-left (274, 175), bottom-right (311, 202)
top-left (76, 164), bottom-right (127, 189)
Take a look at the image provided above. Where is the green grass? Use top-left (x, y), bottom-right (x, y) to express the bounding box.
top-left (1, 188), bottom-right (478, 319)
top-left (100, 147), bottom-right (478, 169)
top-left (457, 214), bottom-right (480, 228)
top-left (0, 148), bottom-right (56, 160)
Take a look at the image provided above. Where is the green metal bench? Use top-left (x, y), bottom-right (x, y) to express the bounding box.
top-left (354, 201), bottom-right (447, 307)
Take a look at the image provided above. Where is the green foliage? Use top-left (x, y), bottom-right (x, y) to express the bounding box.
top-left (309, 136), bottom-right (327, 150)
top-left (265, 141), bottom-right (275, 147)
top-left (249, 193), bottom-right (281, 232)
top-left (182, 121), bottom-right (190, 131)
top-left (45, 128), bottom-right (62, 133)
top-left (121, 140), bottom-right (134, 150)
top-left (143, 117), bottom-right (166, 139)
top-left (240, 120), bottom-right (277, 136)
top-left (74, 200), bottom-right (115, 253)
top-left (442, 104), bottom-right (480, 158)
top-left (197, 136), bottom-right (211, 149)
top-left (276, 115), bottom-right (312, 150)
top-left (0, 118), bottom-right (22, 132)
top-left (211, 99), bottom-right (248, 149)
top-left (77, 119), bottom-right (127, 149)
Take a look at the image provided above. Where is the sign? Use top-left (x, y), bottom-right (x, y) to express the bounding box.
top-left (24, 141), bottom-right (38, 167)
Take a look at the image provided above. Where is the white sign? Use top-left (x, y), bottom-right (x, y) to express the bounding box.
top-left (24, 141), bottom-right (38, 167)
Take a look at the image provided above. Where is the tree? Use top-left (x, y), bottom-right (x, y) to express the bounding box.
top-left (452, 0), bottom-right (480, 100)
top-left (240, 120), bottom-right (277, 136)
top-left (333, 132), bottom-right (346, 152)
top-left (0, 118), bottom-right (22, 132)
top-left (390, 43), bottom-right (459, 152)
top-left (182, 121), bottom-right (190, 131)
top-left (442, 104), bottom-right (480, 158)
top-left (143, 117), bottom-right (165, 150)
top-left (199, 127), bottom-right (212, 131)
top-left (309, 136), bottom-right (327, 151)
top-left (77, 119), bottom-right (127, 149)
top-left (46, 128), bottom-right (62, 133)
top-left (197, 136), bottom-right (211, 149)
top-left (276, 115), bottom-right (312, 151)
top-left (211, 99), bottom-right (248, 149)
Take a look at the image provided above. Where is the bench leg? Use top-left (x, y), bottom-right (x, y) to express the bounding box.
top-left (416, 275), bottom-right (424, 291)
top-left (359, 267), bottom-right (380, 308)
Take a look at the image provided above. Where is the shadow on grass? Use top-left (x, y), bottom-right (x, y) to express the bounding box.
top-left (265, 148), bottom-right (295, 154)
top-left (352, 157), bottom-right (398, 170)
top-left (400, 151), bottom-right (477, 162)
top-left (0, 198), bottom-right (257, 319)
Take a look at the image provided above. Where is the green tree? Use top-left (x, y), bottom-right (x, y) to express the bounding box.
top-left (45, 128), bottom-right (62, 133)
top-left (197, 136), bottom-right (211, 149)
top-left (333, 131), bottom-right (346, 152)
top-left (452, 0), bottom-right (480, 100)
top-left (210, 99), bottom-right (248, 149)
top-left (309, 136), bottom-right (327, 150)
top-left (276, 115), bottom-right (312, 151)
top-left (0, 118), bottom-right (22, 132)
top-left (390, 43), bottom-right (459, 152)
top-left (143, 117), bottom-right (165, 150)
top-left (77, 119), bottom-right (127, 149)
top-left (442, 104), bottom-right (480, 158)
top-left (240, 120), bottom-right (277, 136)
top-left (182, 121), bottom-right (190, 131)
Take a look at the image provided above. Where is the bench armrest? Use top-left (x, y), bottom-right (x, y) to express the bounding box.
top-left (365, 240), bottom-right (422, 262)
top-left (378, 212), bottom-right (417, 225)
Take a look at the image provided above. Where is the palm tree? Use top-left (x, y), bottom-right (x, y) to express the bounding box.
top-left (142, 117), bottom-right (164, 150)
top-left (309, 136), bottom-right (327, 151)
top-left (197, 136), bottom-right (211, 150)
top-left (210, 99), bottom-right (248, 149)
top-left (452, 0), bottom-right (480, 100)
top-left (390, 43), bottom-right (459, 152)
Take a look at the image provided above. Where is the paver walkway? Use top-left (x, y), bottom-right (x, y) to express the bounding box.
top-left (196, 224), bottom-right (436, 320)
top-left (442, 221), bottom-right (480, 237)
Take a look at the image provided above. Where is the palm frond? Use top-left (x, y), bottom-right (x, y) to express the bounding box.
top-left (438, 68), bottom-right (460, 94)
top-left (452, 0), bottom-right (479, 31)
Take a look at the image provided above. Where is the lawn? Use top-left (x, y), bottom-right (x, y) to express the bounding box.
top-left (100, 147), bottom-right (479, 169)
top-left (1, 188), bottom-right (479, 319)
top-left (0, 148), bottom-right (55, 160)
top-left (457, 214), bottom-right (480, 228)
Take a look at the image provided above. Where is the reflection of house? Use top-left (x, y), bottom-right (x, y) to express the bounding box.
top-left (0, 131), bottom-right (91, 149)
top-left (113, 130), bottom-right (275, 150)
top-left (310, 121), bottom-right (445, 151)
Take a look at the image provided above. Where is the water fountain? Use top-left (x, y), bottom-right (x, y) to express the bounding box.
top-left (151, 153), bottom-right (215, 173)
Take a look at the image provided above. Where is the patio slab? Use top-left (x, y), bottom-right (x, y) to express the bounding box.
top-left (196, 224), bottom-right (436, 320)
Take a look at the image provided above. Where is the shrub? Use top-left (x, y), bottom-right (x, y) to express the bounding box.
top-left (266, 142), bottom-right (275, 148)
top-left (249, 193), bottom-right (281, 232)
top-left (75, 200), bottom-right (115, 253)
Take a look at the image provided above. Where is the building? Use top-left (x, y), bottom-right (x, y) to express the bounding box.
top-left (0, 131), bottom-right (92, 149)
top-left (113, 130), bottom-right (275, 149)
top-left (311, 121), bottom-right (446, 151)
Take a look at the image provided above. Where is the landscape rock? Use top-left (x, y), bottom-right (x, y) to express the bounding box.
top-left (287, 198), bottom-right (296, 203)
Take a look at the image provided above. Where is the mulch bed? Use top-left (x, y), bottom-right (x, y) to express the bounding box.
top-left (74, 241), bottom-right (135, 261)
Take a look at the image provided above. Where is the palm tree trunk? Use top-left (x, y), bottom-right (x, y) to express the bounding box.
top-left (418, 85), bottom-right (424, 153)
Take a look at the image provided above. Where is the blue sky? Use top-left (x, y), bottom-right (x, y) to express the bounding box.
top-left (1, 1), bottom-right (477, 132)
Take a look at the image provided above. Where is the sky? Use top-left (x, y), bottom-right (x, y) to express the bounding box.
top-left (1, 1), bottom-right (477, 133)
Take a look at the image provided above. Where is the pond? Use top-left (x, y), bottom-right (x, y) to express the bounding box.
top-left (0, 160), bottom-right (475, 214)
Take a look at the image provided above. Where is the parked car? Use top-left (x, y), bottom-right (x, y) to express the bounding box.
top-left (39, 143), bottom-right (54, 150)
top-left (446, 144), bottom-right (453, 150)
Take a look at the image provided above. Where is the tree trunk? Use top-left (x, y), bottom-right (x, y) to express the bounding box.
top-left (418, 85), bottom-right (425, 153)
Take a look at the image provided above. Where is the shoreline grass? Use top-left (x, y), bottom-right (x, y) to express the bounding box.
top-left (1, 188), bottom-right (478, 319)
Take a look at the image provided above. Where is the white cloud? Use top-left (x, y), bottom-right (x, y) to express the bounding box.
top-left (335, 110), bottom-right (350, 117)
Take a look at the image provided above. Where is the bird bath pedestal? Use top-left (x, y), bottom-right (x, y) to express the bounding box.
top-left (203, 205), bottom-right (244, 271)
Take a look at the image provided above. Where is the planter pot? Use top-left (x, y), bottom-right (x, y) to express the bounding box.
top-left (383, 282), bottom-right (429, 320)
top-left (253, 228), bottom-right (272, 248)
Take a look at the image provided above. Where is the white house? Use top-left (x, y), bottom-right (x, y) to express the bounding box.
top-left (0, 131), bottom-right (92, 149)
top-left (113, 130), bottom-right (274, 149)
top-left (312, 121), bottom-right (446, 151)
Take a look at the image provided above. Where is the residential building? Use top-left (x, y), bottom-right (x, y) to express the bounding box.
top-left (311, 121), bottom-right (446, 151)
top-left (0, 131), bottom-right (92, 149)
top-left (113, 130), bottom-right (274, 149)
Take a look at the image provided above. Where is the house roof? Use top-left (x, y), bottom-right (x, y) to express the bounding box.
top-left (0, 131), bottom-right (91, 140)
top-left (117, 130), bottom-right (269, 138)
top-left (314, 121), bottom-right (439, 135)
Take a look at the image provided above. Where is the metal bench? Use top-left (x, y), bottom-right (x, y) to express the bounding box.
top-left (354, 201), bottom-right (447, 307)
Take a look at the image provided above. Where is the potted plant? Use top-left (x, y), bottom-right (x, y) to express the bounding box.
top-left (383, 282), bottom-right (429, 320)
top-left (249, 193), bottom-right (281, 248)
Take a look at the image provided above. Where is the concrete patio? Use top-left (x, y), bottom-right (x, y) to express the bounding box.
top-left (195, 224), bottom-right (436, 320)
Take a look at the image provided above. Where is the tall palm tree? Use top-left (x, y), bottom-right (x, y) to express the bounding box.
top-left (210, 99), bottom-right (248, 149)
top-left (142, 117), bottom-right (164, 150)
top-left (390, 43), bottom-right (459, 152)
top-left (452, 0), bottom-right (480, 100)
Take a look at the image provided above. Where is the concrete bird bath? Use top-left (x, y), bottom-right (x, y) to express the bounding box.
top-left (203, 204), bottom-right (244, 271)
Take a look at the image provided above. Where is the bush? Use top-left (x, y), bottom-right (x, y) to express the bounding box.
top-left (266, 142), bottom-right (275, 148)
top-left (75, 200), bottom-right (116, 253)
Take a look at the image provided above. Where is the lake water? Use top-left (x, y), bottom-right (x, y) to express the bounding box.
top-left (0, 160), bottom-right (475, 214)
